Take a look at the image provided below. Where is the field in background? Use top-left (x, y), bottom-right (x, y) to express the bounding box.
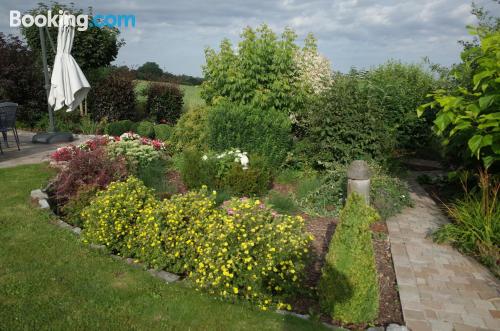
top-left (134, 80), bottom-right (205, 110)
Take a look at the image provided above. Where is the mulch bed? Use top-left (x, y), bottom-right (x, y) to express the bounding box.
top-left (291, 216), bottom-right (404, 329)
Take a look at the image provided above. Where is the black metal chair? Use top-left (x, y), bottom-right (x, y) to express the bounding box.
top-left (0, 102), bottom-right (20, 152)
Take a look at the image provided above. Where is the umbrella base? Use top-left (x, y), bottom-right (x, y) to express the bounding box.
top-left (32, 132), bottom-right (74, 144)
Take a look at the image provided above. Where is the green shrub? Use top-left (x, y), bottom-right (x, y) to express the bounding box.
top-left (305, 72), bottom-right (395, 166)
top-left (137, 158), bottom-right (174, 198)
top-left (137, 120), bottom-right (155, 138)
top-left (208, 101), bottom-right (292, 167)
top-left (154, 124), bottom-right (173, 141)
top-left (107, 139), bottom-right (161, 171)
top-left (266, 190), bottom-right (299, 215)
top-left (432, 171), bottom-right (500, 276)
top-left (371, 173), bottom-right (412, 220)
top-left (89, 73), bottom-right (136, 122)
top-left (61, 185), bottom-right (99, 227)
top-left (319, 193), bottom-right (380, 324)
top-left (180, 149), bottom-right (272, 196)
top-left (133, 190), bottom-right (312, 309)
top-left (82, 177), bottom-right (158, 254)
top-left (105, 120), bottom-right (136, 136)
top-left (171, 106), bottom-right (210, 152)
top-left (146, 82), bottom-right (184, 124)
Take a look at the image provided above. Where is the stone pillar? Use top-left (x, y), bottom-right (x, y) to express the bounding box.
top-left (347, 160), bottom-right (371, 205)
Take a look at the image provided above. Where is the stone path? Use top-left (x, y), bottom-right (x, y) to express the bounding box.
top-left (387, 175), bottom-right (500, 331)
top-left (0, 130), bottom-right (90, 169)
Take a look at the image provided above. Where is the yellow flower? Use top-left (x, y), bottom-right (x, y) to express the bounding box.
top-left (233, 287), bottom-right (239, 294)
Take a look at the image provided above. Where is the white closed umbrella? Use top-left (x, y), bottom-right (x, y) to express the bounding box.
top-left (48, 13), bottom-right (90, 112)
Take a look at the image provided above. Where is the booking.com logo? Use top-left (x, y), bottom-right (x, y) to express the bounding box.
top-left (9, 10), bottom-right (136, 31)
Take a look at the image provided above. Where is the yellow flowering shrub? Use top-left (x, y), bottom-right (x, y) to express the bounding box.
top-left (190, 197), bottom-right (313, 310)
top-left (81, 181), bottom-right (312, 310)
top-left (81, 177), bottom-right (158, 254)
top-left (131, 188), bottom-right (220, 273)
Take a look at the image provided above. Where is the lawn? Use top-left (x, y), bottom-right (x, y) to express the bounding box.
top-left (0, 163), bottom-right (330, 331)
top-left (134, 80), bottom-right (205, 110)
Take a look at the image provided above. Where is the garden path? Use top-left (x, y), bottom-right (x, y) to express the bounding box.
top-left (0, 130), bottom-right (90, 169)
top-left (387, 174), bottom-right (500, 331)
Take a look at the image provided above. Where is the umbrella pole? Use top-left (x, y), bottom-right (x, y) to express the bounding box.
top-left (32, 27), bottom-right (73, 144)
top-left (39, 27), bottom-right (55, 133)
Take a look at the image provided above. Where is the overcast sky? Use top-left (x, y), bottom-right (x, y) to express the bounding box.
top-left (1, 0), bottom-right (499, 76)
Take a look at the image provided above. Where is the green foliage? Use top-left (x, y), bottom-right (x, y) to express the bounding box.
top-left (201, 25), bottom-right (307, 116)
top-left (136, 121), bottom-right (155, 138)
top-left (305, 72), bottom-right (396, 166)
top-left (82, 177), bottom-right (157, 254)
top-left (79, 115), bottom-right (105, 135)
top-left (418, 28), bottom-right (500, 168)
top-left (61, 185), bottom-right (99, 227)
top-left (107, 139), bottom-right (161, 170)
top-left (105, 120), bottom-right (136, 136)
top-left (267, 191), bottom-right (299, 214)
top-left (365, 61), bottom-right (438, 151)
top-left (136, 62), bottom-right (164, 81)
top-left (89, 72), bottom-right (136, 122)
top-left (369, 163), bottom-right (412, 220)
top-left (319, 193), bottom-right (380, 324)
top-left (21, 2), bottom-right (123, 72)
top-left (433, 171), bottom-right (499, 276)
top-left (171, 106), bottom-right (210, 152)
top-left (154, 124), bottom-right (173, 141)
top-left (146, 83), bottom-right (184, 124)
top-left (208, 102), bottom-right (292, 167)
top-left (180, 149), bottom-right (272, 196)
top-left (136, 158), bottom-right (174, 198)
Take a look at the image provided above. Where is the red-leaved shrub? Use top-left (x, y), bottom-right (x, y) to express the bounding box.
top-left (53, 147), bottom-right (128, 203)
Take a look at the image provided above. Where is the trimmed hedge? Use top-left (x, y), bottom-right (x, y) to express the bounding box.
top-left (319, 193), bottom-right (380, 324)
top-left (105, 120), bottom-right (136, 136)
top-left (89, 73), bottom-right (136, 122)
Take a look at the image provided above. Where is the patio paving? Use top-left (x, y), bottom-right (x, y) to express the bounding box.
top-left (0, 130), bottom-right (90, 169)
top-left (387, 174), bottom-right (500, 331)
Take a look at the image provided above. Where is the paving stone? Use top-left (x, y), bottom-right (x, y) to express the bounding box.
top-left (387, 174), bottom-right (500, 331)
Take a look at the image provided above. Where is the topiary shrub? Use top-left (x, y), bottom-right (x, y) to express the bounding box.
top-left (319, 193), bottom-right (380, 324)
top-left (146, 82), bottom-right (184, 124)
top-left (153, 124), bottom-right (173, 141)
top-left (82, 177), bottom-right (158, 254)
top-left (105, 120), bottom-right (136, 136)
top-left (208, 101), bottom-right (292, 167)
top-left (171, 106), bottom-right (210, 152)
top-left (89, 73), bottom-right (136, 122)
top-left (136, 120), bottom-right (155, 138)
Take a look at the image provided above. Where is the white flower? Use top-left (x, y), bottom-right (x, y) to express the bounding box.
top-left (202, 155), bottom-right (208, 161)
top-left (239, 154), bottom-right (249, 169)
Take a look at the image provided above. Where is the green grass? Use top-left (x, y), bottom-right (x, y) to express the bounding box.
top-left (134, 80), bottom-right (205, 110)
top-left (0, 163), bottom-right (331, 330)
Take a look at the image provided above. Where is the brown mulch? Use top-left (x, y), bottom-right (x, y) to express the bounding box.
top-left (166, 170), bottom-right (187, 194)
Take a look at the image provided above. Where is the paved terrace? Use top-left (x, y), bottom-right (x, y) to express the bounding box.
top-left (0, 130), bottom-right (89, 169)
top-left (388, 175), bottom-right (500, 331)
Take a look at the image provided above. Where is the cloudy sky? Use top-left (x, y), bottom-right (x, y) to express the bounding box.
top-left (1, 0), bottom-right (499, 76)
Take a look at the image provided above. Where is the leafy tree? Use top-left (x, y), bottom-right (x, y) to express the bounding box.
top-left (0, 33), bottom-right (46, 126)
top-left (21, 2), bottom-right (124, 72)
top-left (418, 27), bottom-right (500, 169)
top-left (201, 25), bottom-right (311, 116)
top-left (137, 62), bottom-right (164, 81)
